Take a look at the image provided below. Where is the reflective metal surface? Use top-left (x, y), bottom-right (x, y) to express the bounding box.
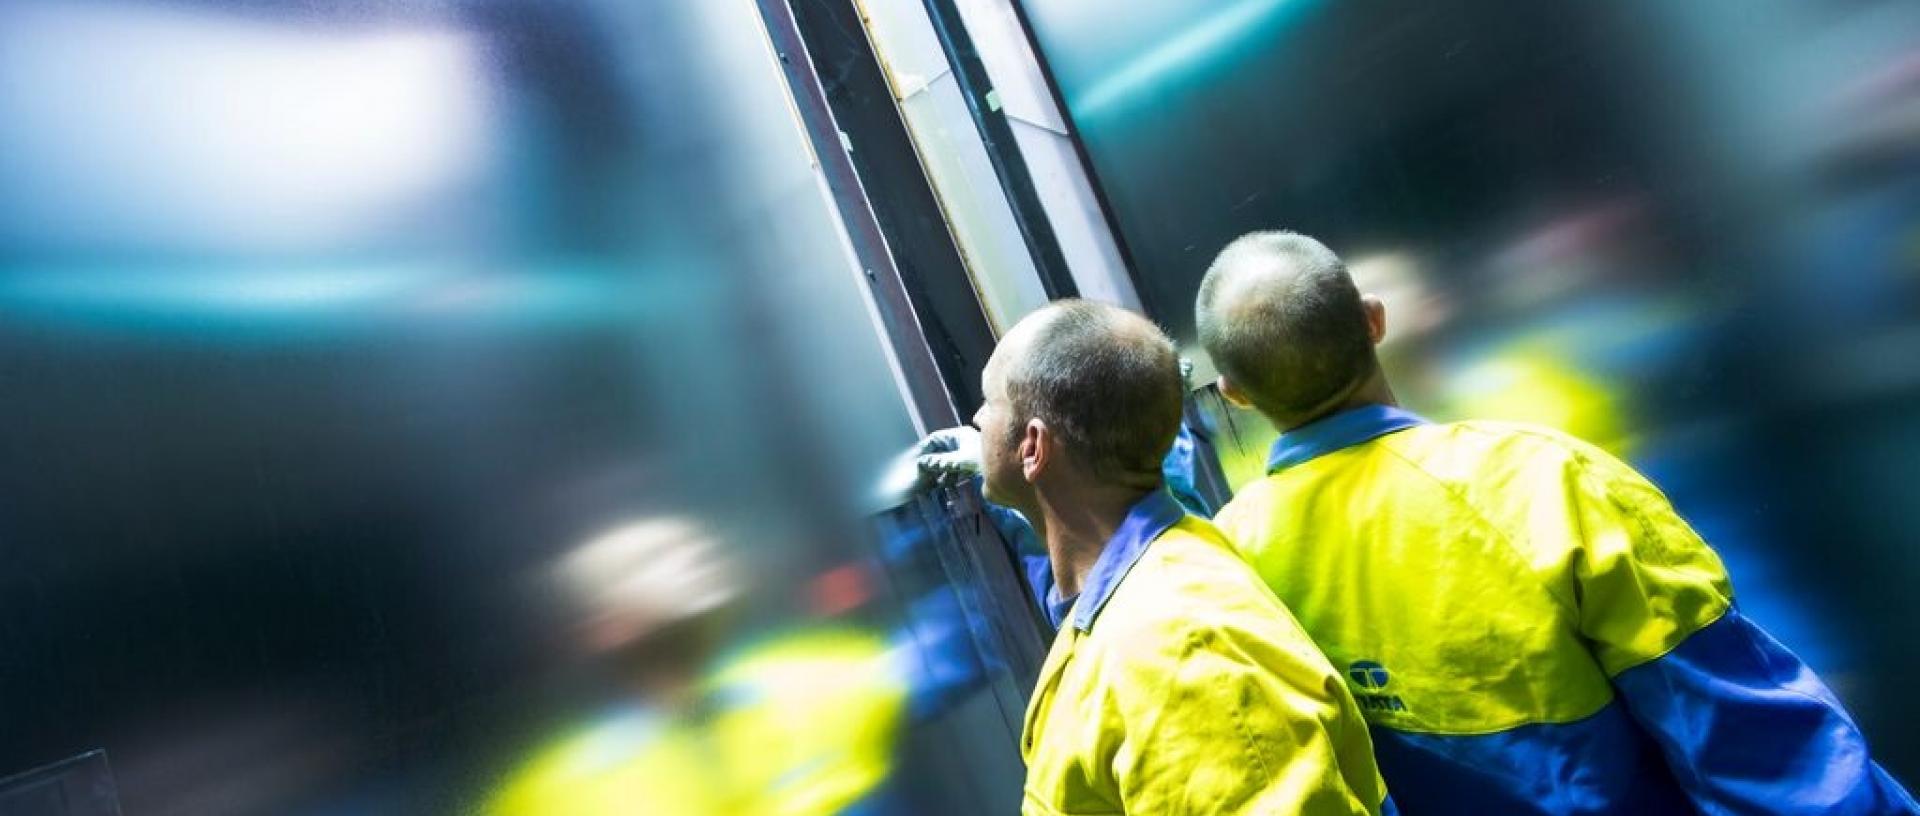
top-left (0, 0), bottom-right (1034, 812)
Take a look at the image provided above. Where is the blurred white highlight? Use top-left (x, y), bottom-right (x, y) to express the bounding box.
top-left (0, 2), bottom-right (490, 253)
top-left (556, 518), bottom-right (745, 652)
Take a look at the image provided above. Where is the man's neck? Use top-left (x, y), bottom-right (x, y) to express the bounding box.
top-left (1283, 369), bottom-right (1398, 432)
top-left (1034, 485), bottom-right (1148, 601)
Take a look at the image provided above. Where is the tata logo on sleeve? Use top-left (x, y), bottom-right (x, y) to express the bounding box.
top-left (1347, 660), bottom-right (1409, 714)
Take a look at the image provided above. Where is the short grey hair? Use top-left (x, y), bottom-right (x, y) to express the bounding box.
top-left (1004, 300), bottom-right (1183, 490)
top-left (1195, 231), bottom-right (1373, 423)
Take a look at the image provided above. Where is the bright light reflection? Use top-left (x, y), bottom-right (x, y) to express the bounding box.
top-left (0, 2), bottom-right (491, 254)
top-left (1072, 0), bottom-right (1317, 117)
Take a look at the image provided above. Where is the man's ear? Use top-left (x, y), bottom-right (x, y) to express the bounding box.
top-left (1217, 375), bottom-right (1255, 410)
top-left (1020, 418), bottom-right (1050, 483)
top-left (1361, 294), bottom-right (1387, 345)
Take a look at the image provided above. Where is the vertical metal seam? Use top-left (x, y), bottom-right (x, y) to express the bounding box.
top-left (917, 0), bottom-right (1081, 302)
top-left (753, 0), bottom-right (962, 430)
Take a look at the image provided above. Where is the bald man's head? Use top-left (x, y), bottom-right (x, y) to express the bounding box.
top-left (1195, 231), bottom-right (1375, 425)
top-left (980, 300), bottom-right (1183, 492)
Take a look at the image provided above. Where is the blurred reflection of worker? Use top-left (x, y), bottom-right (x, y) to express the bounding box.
top-left (968, 300), bottom-right (1390, 815)
top-left (486, 517), bottom-right (907, 816)
top-left (1194, 231), bottom-right (1918, 815)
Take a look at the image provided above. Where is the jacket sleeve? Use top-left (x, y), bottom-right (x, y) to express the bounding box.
top-left (1109, 621), bottom-right (1382, 816)
top-left (1564, 445), bottom-right (1917, 815)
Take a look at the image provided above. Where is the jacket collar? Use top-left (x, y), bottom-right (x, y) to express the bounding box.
top-left (1067, 489), bottom-right (1187, 633)
top-left (1268, 404), bottom-right (1427, 473)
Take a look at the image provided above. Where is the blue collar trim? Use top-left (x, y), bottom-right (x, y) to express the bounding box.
top-left (1267, 404), bottom-right (1427, 473)
top-left (1070, 489), bottom-right (1187, 632)
top-left (1043, 585), bottom-right (1075, 630)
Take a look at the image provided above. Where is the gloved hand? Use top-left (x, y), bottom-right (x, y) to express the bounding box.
top-left (915, 425), bottom-right (982, 489)
top-left (863, 426), bottom-right (984, 513)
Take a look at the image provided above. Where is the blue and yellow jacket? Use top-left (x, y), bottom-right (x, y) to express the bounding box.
top-left (1213, 405), bottom-right (1916, 815)
top-left (1021, 489), bottom-right (1391, 815)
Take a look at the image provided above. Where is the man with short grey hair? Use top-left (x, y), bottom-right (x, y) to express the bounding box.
top-left (1197, 230), bottom-right (1915, 815)
top-left (1196, 231), bottom-right (1383, 428)
top-left (975, 299), bottom-right (1390, 815)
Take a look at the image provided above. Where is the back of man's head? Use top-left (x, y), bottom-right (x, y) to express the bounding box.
top-left (1002, 299), bottom-right (1184, 491)
top-left (1195, 231), bottom-right (1374, 425)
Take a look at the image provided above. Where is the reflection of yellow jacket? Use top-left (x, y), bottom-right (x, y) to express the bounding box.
top-left (488, 628), bottom-right (905, 816)
top-left (1020, 491), bottom-right (1388, 815)
top-left (1443, 342), bottom-right (1631, 456)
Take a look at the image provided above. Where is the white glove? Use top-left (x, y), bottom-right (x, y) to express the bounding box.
top-left (915, 425), bottom-right (982, 489)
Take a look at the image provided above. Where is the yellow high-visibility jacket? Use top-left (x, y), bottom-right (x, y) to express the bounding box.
top-left (1214, 404), bottom-right (1915, 815)
top-left (1020, 489), bottom-right (1391, 815)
